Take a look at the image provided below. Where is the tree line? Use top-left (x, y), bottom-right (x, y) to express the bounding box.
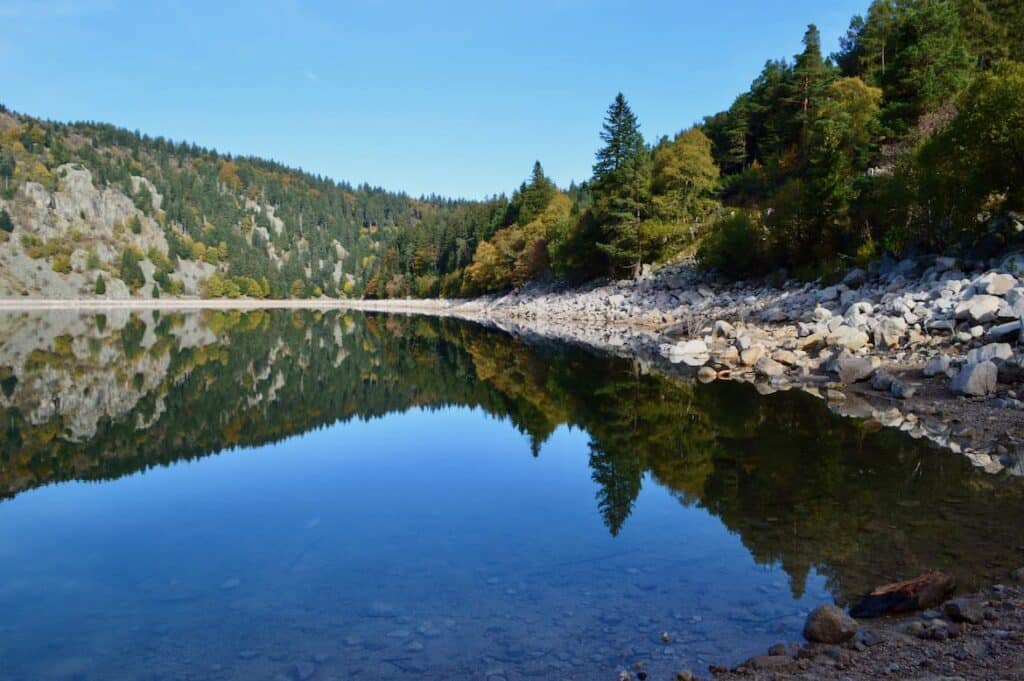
top-left (367, 0), bottom-right (1024, 297)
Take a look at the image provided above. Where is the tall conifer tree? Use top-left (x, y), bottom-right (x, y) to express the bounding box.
top-left (592, 93), bottom-right (651, 278)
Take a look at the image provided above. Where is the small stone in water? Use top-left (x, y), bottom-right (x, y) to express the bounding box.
top-left (290, 660), bottom-right (316, 681)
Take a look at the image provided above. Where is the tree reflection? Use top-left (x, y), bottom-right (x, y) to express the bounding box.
top-left (0, 309), bottom-right (1022, 604)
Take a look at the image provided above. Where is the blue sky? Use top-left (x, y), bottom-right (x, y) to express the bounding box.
top-left (0, 0), bottom-right (868, 198)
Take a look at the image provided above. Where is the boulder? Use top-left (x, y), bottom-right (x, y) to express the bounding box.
top-left (755, 357), bottom-right (786, 378)
top-left (943, 597), bottom-right (985, 624)
top-left (890, 380), bottom-right (916, 399)
top-left (842, 268), bottom-right (867, 287)
top-left (996, 357), bottom-right (1024, 384)
top-left (740, 345), bottom-right (765, 366)
top-left (828, 325), bottom-right (869, 351)
top-left (836, 356), bottom-right (874, 384)
top-left (966, 342), bottom-right (1013, 364)
top-left (873, 317), bottom-right (907, 349)
top-left (803, 605), bottom-right (858, 643)
top-left (849, 571), bottom-right (956, 618)
top-left (870, 370), bottom-right (894, 391)
top-left (923, 354), bottom-right (951, 377)
top-left (711, 320), bottom-right (735, 339)
top-left (676, 339), bottom-right (708, 355)
top-left (975, 272), bottom-right (1017, 296)
top-left (988, 320), bottom-right (1022, 341)
top-left (950, 361), bottom-right (998, 396)
top-left (772, 349), bottom-right (797, 366)
top-left (955, 295), bottom-right (1003, 323)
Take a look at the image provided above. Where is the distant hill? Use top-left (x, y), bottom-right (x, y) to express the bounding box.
top-left (0, 106), bottom-right (488, 299)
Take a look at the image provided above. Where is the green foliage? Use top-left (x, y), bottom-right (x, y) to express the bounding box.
top-left (696, 211), bottom-right (769, 277)
top-left (912, 60), bottom-right (1024, 246)
top-left (120, 247), bottom-right (146, 292)
top-left (592, 93), bottom-right (652, 277)
top-left (0, 208), bottom-right (12, 233)
top-left (649, 127), bottom-right (721, 257)
top-left (837, 0), bottom-right (974, 133)
top-left (94, 274), bottom-right (106, 295)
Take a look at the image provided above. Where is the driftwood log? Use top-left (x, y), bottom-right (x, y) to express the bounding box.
top-left (849, 571), bottom-right (956, 618)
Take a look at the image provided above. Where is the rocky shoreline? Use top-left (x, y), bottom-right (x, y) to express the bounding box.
top-left (695, 579), bottom-right (1024, 681)
top-left (346, 252), bottom-right (1024, 478)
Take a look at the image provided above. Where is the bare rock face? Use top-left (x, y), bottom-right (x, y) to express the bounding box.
top-left (950, 361), bottom-right (998, 396)
top-left (803, 604), bottom-right (858, 643)
top-left (0, 163), bottom-right (172, 297)
top-left (849, 571), bottom-right (956, 618)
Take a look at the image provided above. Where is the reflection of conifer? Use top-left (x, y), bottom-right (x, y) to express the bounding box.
top-left (589, 440), bottom-right (643, 537)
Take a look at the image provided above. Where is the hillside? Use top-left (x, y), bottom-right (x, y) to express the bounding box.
top-left (0, 107), bottom-right (491, 299)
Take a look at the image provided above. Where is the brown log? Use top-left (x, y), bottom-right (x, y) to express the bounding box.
top-left (849, 571), bottom-right (956, 618)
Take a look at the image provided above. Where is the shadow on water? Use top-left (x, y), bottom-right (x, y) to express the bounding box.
top-left (0, 308), bottom-right (1022, 678)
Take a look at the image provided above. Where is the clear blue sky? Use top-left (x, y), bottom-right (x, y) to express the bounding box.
top-left (0, 0), bottom-right (868, 199)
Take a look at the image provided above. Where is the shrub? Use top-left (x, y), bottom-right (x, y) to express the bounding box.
top-left (51, 253), bottom-right (72, 274)
top-left (696, 211), bottom-right (769, 278)
top-left (119, 247), bottom-right (146, 291)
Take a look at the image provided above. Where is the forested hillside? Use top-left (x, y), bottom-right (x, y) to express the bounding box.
top-left (0, 109), bottom-right (490, 299)
top-left (368, 0), bottom-right (1024, 297)
top-left (2, 0), bottom-right (1022, 300)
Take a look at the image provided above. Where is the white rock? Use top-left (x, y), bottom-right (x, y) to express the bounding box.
top-left (755, 356), bottom-right (785, 378)
top-left (828, 325), bottom-right (870, 352)
top-left (740, 345), bottom-right (765, 366)
top-left (975, 272), bottom-right (1017, 296)
top-left (873, 317), bottom-right (907, 349)
top-left (966, 343), bottom-right (1013, 364)
top-left (955, 295), bottom-right (1003, 323)
top-left (951, 361), bottom-right (998, 396)
top-left (923, 354), bottom-right (951, 377)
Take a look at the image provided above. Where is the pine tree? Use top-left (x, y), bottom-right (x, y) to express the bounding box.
top-left (787, 25), bottom-right (835, 147)
top-left (592, 93), bottom-right (651, 278)
top-left (94, 274), bottom-right (106, 295)
top-left (517, 161), bottom-right (556, 225)
top-left (0, 154), bottom-right (14, 192)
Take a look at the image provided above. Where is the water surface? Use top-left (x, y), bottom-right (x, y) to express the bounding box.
top-left (0, 309), bottom-right (1021, 680)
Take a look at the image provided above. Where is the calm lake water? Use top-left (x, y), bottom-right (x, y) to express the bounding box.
top-left (0, 309), bottom-right (1022, 680)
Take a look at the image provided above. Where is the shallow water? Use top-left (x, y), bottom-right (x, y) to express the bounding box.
top-left (0, 309), bottom-right (1021, 680)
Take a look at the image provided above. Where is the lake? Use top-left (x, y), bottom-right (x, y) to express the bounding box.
top-left (0, 308), bottom-right (1022, 680)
